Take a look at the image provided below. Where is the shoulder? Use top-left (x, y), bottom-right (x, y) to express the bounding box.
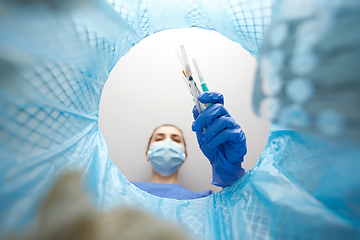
top-left (132, 182), bottom-right (213, 200)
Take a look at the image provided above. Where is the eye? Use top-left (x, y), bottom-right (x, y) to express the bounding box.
top-left (173, 138), bottom-right (181, 143)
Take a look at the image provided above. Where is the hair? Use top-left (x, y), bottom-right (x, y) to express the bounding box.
top-left (147, 124), bottom-right (187, 154)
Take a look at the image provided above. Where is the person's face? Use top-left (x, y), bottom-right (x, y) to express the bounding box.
top-left (148, 126), bottom-right (186, 149)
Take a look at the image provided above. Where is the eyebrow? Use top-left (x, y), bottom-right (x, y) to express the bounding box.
top-left (154, 133), bottom-right (181, 138)
top-left (154, 133), bottom-right (165, 137)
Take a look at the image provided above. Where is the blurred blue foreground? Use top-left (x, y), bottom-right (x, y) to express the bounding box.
top-left (0, 0), bottom-right (359, 239)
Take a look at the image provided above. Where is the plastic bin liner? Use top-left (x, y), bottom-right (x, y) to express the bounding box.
top-left (0, 0), bottom-right (359, 239)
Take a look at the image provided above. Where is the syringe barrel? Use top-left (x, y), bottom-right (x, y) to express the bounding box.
top-left (201, 83), bottom-right (209, 92)
top-left (189, 76), bottom-right (202, 114)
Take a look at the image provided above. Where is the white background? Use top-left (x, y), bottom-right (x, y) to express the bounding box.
top-left (99, 28), bottom-right (271, 193)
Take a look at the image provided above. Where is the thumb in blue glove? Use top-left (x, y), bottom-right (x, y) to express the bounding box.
top-left (192, 91), bottom-right (247, 188)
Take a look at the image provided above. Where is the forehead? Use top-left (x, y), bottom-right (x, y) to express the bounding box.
top-left (153, 126), bottom-right (182, 137)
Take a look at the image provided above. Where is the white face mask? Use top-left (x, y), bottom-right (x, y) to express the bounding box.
top-left (147, 139), bottom-right (186, 177)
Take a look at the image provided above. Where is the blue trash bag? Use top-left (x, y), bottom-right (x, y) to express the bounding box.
top-left (0, 0), bottom-right (359, 239)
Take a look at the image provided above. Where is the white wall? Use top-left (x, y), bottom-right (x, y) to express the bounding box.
top-left (99, 28), bottom-right (271, 193)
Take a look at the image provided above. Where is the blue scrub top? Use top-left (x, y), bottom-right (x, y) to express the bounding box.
top-left (132, 182), bottom-right (213, 200)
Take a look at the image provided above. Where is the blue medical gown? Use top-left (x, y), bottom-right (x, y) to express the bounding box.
top-left (1, 0), bottom-right (360, 239)
top-left (132, 182), bottom-right (213, 200)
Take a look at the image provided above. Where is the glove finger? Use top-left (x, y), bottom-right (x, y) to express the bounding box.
top-left (198, 91), bottom-right (224, 105)
top-left (192, 104), bottom-right (229, 131)
top-left (196, 129), bottom-right (205, 145)
top-left (192, 105), bottom-right (199, 120)
top-left (204, 116), bottom-right (237, 144)
top-left (207, 127), bottom-right (246, 149)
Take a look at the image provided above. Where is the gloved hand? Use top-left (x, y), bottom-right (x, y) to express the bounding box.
top-left (192, 91), bottom-right (247, 188)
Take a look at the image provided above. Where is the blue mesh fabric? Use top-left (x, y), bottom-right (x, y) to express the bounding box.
top-left (253, 0), bottom-right (360, 145)
top-left (0, 0), bottom-right (359, 239)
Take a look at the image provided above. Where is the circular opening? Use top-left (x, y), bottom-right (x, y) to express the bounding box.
top-left (99, 28), bottom-right (271, 194)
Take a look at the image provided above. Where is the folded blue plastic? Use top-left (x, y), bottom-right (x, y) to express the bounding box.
top-left (0, 0), bottom-right (359, 239)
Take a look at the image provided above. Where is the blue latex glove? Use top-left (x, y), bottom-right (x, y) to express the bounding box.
top-left (192, 91), bottom-right (247, 188)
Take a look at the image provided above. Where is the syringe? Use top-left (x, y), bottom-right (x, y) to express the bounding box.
top-left (192, 58), bottom-right (209, 92)
top-left (192, 57), bottom-right (212, 107)
top-left (179, 45), bottom-right (204, 114)
top-left (176, 45), bottom-right (208, 114)
top-left (180, 45), bottom-right (192, 76)
top-left (188, 75), bottom-right (203, 114)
